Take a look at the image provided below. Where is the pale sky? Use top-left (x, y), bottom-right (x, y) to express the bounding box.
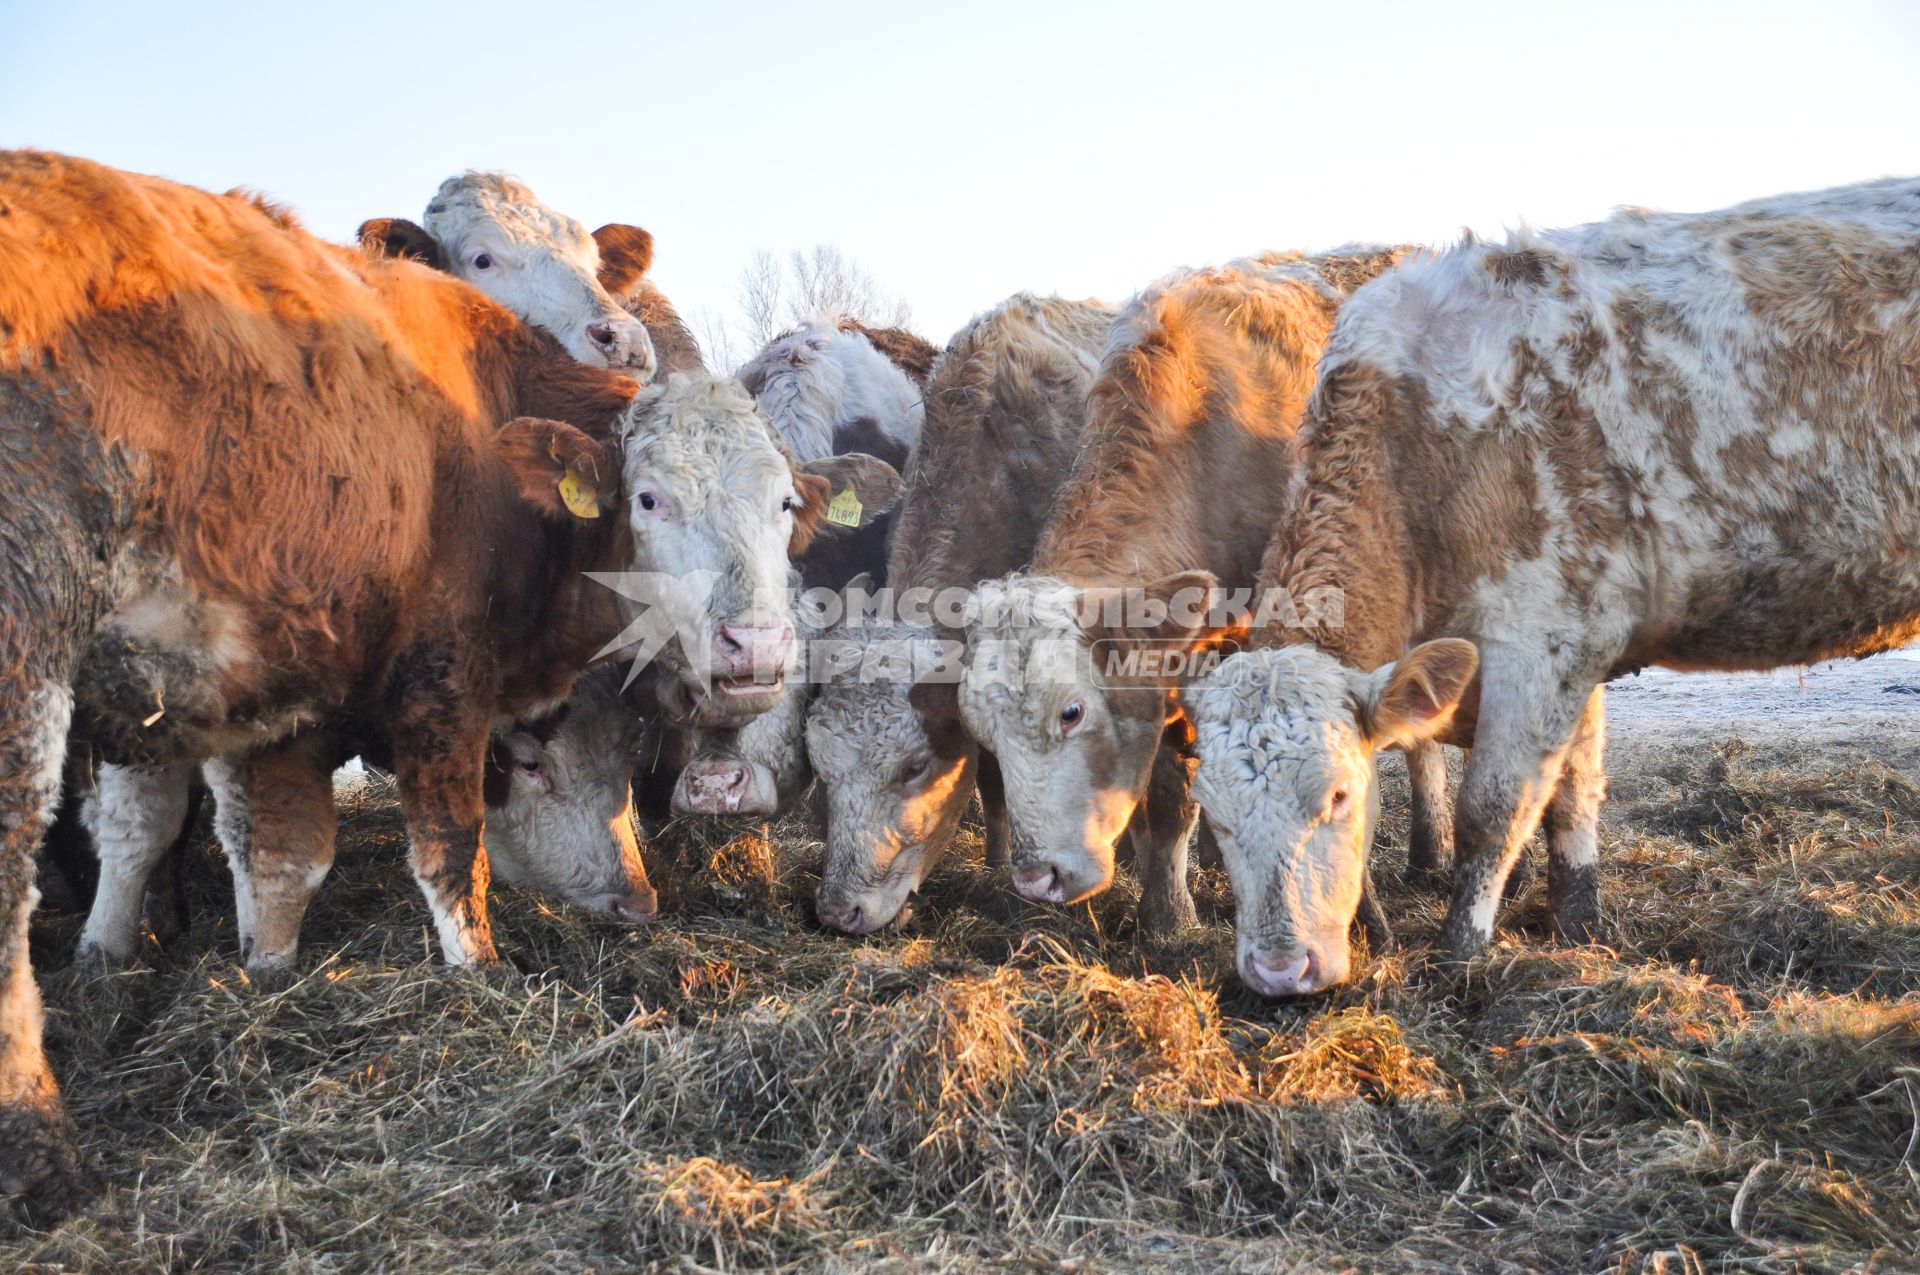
top-left (4, 1), bottom-right (1917, 354)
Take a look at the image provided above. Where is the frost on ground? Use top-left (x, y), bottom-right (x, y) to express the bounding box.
top-left (8, 662), bottom-right (1918, 1273)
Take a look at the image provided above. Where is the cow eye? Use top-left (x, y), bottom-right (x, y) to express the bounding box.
top-left (780, 493), bottom-right (796, 515)
top-left (518, 758), bottom-right (542, 776)
top-left (473, 253), bottom-right (494, 270)
top-left (1329, 788), bottom-right (1350, 813)
top-left (1059, 699), bottom-right (1085, 734)
top-left (636, 490), bottom-right (661, 514)
top-left (902, 757), bottom-right (932, 785)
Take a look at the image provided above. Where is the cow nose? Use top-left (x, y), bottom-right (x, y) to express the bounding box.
top-left (817, 898), bottom-right (863, 933)
top-left (609, 887), bottom-right (659, 924)
top-left (678, 760), bottom-right (749, 813)
top-left (1012, 863), bottom-right (1059, 903)
top-left (713, 624), bottom-right (794, 680)
top-left (1242, 944), bottom-right (1342, 998)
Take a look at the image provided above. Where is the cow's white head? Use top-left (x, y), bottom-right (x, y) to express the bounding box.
top-left (807, 618), bottom-right (976, 934)
top-left (412, 171), bottom-right (656, 375)
top-left (483, 669), bottom-right (656, 921)
top-left (1187, 640), bottom-right (1476, 997)
top-left (947, 571), bottom-right (1228, 908)
top-left (607, 375), bottom-right (895, 728)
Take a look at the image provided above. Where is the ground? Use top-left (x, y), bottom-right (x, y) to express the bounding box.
top-left (5, 658), bottom-right (1919, 1273)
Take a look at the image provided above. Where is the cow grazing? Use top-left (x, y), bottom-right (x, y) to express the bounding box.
top-left (0, 153), bottom-right (836, 1215)
top-left (805, 295), bottom-right (1116, 933)
top-left (1188, 177), bottom-right (1920, 997)
top-left (940, 251), bottom-right (1440, 937)
top-left (358, 171), bottom-right (656, 374)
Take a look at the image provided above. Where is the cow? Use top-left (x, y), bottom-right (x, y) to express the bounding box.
top-left (804, 294), bottom-right (1116, 933)
top-left (357, 171), bottom-right (657, 374)
top-left (1186, 177), bottom-right (1920, 997)
top-left (737, 315), bottom-right (934, 465)
top-left (67, 663), bottom-right (664, 971)
top-left (932, 250), bottom-right (1449, 938)
top-left (0, 153), bottom-right (837, 1215)
top-left (665, 320), bottom-right (934, 817)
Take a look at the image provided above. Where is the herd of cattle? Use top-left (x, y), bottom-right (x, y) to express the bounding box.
top-left (2, 149), bottom-right (1917, 1216)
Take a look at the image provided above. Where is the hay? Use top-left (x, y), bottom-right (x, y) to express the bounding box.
top-left (8, 734), bottom-right (1919, 1272)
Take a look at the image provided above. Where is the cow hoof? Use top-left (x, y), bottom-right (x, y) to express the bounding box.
top-left (68, 942), bottom-right (137, 976)
top-left (1, 1102), bottom-right (96, 1228)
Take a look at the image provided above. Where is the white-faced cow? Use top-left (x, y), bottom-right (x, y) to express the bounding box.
top-left (359, 171), bottom-right (656, 374)
top-left (942, 250), bottom-right (1446, 937)
top-left (1189, 177), bottom-right (1920, 996)
top-left (0, 153), bottom-right (844, 1216)
top-left (805, 294), bottom-right (1116, 933)
top-left (737, 315), bottom-right (933, 467)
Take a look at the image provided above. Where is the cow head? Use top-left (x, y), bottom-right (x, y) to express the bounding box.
top-left (951, 571), bottom-right (1231, 907)
top-left (603, 374), bottom-right (877, 728)
top-left (482, 668), bottom-right (657, 922)
top-left (388, 172), bottom-right (655, 376)
top-left (1187, 640), bottom-right (1476, 996)
top-left (807, 617), bottom-right (976, 934)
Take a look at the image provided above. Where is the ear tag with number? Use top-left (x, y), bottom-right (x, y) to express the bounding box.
top-left (826, 487), bottom-right (863, 527)
top-left (558, 467), bottom-right (601, 519)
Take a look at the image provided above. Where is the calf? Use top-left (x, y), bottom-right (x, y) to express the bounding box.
top-left (0, 153), bottom-right (834, 1215)
top-left (942, 251), bottom-right (1446, 936)
top-left (1188, 177), bottom-right (1920, 995)
top-left (805, 294), bottom-right (1116, 933)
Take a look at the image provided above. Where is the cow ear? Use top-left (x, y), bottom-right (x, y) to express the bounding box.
top-left (592, 223), bottom-right (655, 298)
top-left (358, 217), bottom-right (444, 269)
top-left (788, 468), bottom-right (833, 556)
top-left (1357, 639), bottom-right (1478, 748)
top-left (793, 452), bottom-right (904, 532)
top-left (908, 677), bottom-right (960, 721)
top-left (494, 417), bottom-right (617, 521)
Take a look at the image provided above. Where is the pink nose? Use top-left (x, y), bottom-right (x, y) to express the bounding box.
top-left (677, 760), bottom-right (749, 813)
top-left (1242, 945), bottom-right (1343, 998)
top-left (1012, 864), bottom-right (1060, 903)
top-left (712, 624), bottom-right (793, 681)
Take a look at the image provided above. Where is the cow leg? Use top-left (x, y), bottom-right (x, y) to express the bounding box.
top-left (1542, 686), bottom-right (1607, 944)
top-left (238, 740), bottom-right (337, 974)
top-left (0, 679), bottom-right (93, 1220)
top-left (203, 758), bottom-right (257, 956)
top-left (1403, 741), bottom-right (1454, 886)
top-left (73, 761), bottom-right (193, 968)
top-left (975, 751), bottom-right (1010, 873)
top-left (140, 781), bottom-right (204, 948)
top-left (391, 708), bottom-right (497, 968)
top-left (1436, 643), bottom-right (1602, 959)
top-left (1135, 743), bottom-right (1199, 938)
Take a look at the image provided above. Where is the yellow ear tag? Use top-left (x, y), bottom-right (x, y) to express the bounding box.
top-left (558, 467), bottom-right (601, 519)
top-left (826, 487), bottom-right (863, 528)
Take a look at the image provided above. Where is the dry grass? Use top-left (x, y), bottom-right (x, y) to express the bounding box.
top-left (8, 738), bottom-right (1919, 1272)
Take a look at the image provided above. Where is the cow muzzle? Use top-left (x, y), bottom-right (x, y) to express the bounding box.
top-left (672, 756), bottom-right (780, 816)
top-left (1239, 938), bottom-right (1350, 998)
top-left (578, 314), bottom-right (655, 376)
top-left (1010, 852), bottom-right (1113, 906)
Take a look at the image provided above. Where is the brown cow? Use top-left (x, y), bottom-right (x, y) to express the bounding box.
top-left (0, 152), bottom-right (837, 1216)
top-left (939, 250), bottom-right (1452, 937)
